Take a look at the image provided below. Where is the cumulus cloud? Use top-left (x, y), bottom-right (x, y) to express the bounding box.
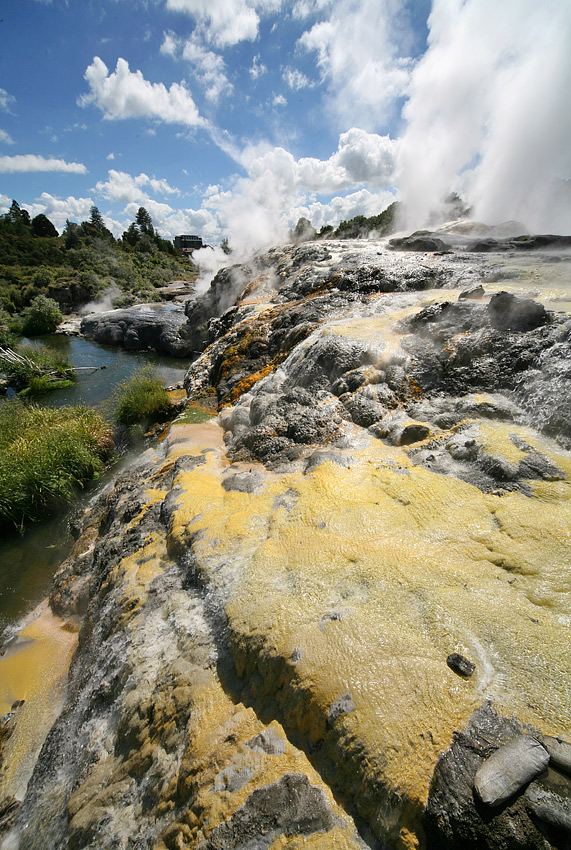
top-left (200, 130), bottom-right (397, 261)
top-left (165, 0), bottom-right (259, 47)
top-left (79, 56), bottom-right (204, 127)
top-left (24, 193), bottom-right (95, 231)
top-left (96, 170), bottom-right (180, 205)
top-left (398, 0), bottom-right (571, 232)
top-left (0, 154), bottom-right (87, 174)
top-left (0, 130), bottom-right (15, 145)
top-left (299, 0), bottom-right (414, 129)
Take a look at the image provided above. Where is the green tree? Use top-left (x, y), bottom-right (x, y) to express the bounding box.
top-left (21, 294), bottom-right (63, 335)
top-left (31, 213), bottom-right (58, 238)
top-left (136, 207), bottom-right (154, 236)
top-left (89, 205), bottom-right (105, 231)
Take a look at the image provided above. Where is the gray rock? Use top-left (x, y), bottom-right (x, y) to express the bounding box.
top-left (389, 233), bottom-right (450, 252)
top-left (542, 736), bottom-right (571, 774)
top-left (474, 735), bottom-right (549, 807)
top-left (446, 653), bottom-right (475, 677)
top-left (246, 727), bottom-right (287, 756)
top-left (214, 766), bottom-right (255, 794)
top-left (328, 693), bottom-right (356, 725)
top-left (487, 291), bottom-right (549, 332)
top-left (197, 773), bottom-right (341, 849)
top-left (222, 471), bottom-right (266, 493)
top-left (81, 303), bottom-right (195, 357)
top-left (459, 285), bottom-right (486, 300)
top-left (525, 783), bottom-right (571, 833)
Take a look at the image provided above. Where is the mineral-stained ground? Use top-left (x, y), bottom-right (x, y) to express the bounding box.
top-left (1, 235), bottom-right (570, 850)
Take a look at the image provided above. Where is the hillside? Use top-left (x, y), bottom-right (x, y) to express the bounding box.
top-left (0, 202), bottom-right (197, 321)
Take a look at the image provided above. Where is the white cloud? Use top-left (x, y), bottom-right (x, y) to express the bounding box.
top-left (79, 56), bottom-right (204, 127)
top-left (160, 32), bottom-right (232, 102)
top-left (165, 0), bottom-right (284, 47)
top-left (0, 154), bottom-right (87, 174)
top-left (24, 193), bottom-right (95, 231)
top-left (273, 93), bottom-right (287, 107)
top-left (398, 0), bottom-right (571, 232)
top-left (106, 152), bottom-right (115, 160)
top-left (250, 54), bottom-right (267, 80)
top-left (0, 130), bottom-right (15, 145)
top-left (0, 88), bottom-right (16, 114)
top-left (282, 68), bottom-right (311, 90)
top-left (0, 193), bottom-right (11, 213)
top-left (299, 0), bottom-right (413, 129)
top-left (165, 0), bottom-right (260, 47)
top-left (96, 169), bottom-right (179, 205)
top-left (182, 38), bottom-right (233, 102)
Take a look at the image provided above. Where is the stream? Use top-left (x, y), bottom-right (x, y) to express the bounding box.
top-left (0, 335), bottom-right (189, 642)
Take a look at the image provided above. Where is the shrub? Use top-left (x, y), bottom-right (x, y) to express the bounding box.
top-left (21, 294), bottom-right (62, 335)
top-left (112, 366), bottom-right (172, 428)
top-left (0, 401), bottom-right (114, 529)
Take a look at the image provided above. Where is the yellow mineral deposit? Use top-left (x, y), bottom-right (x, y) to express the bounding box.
top-left (0, 601), bottom-right (78, 799)
top-left (163, 414), bottom-right (571, 848)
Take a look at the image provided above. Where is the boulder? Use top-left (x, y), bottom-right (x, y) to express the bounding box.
top-left (474, 736), bottom-right (549, 807)
top-left (81, 303), bottom-right (196, 357)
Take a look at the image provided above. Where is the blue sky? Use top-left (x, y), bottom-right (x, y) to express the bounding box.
top-left (0, 0), bottom-right (570, 253)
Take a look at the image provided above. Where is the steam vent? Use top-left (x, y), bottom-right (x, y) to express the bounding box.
top-left (2, 230), bottom-right (571, 850)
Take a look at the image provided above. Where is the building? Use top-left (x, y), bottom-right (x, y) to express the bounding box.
top-left (174, 235), bottom-right (203, 256)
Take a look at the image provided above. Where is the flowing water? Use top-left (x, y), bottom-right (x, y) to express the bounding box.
top-left (0, 335), bottom-right (189, 642)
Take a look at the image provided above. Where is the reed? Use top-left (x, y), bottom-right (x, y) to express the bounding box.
top-left (0, 400), bottom-right (114, 529)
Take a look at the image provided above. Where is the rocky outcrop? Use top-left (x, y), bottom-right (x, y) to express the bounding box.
top-left (3, 236), bottom-right (571, 850)
top-left (80, 303), bottom-right (196, 357)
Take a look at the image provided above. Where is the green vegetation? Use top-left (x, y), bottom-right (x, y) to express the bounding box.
top-left (0, 341), bottom-right (75, 396)
top-left (112, 366), bottom-right (172, 428)
top-left (0, 201), bottom-right (197, 320)
top-left (20, 294), bottom-right (63, 335)
top-left (0, 401), bottom-right (113, 529)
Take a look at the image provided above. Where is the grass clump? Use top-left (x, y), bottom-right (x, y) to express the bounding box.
top-left (0, 401), bottom-right (114, 529)
top-left (112, 366), bottom-right (172, 428)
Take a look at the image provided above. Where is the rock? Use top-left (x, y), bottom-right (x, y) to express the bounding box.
top-left (425, 703), bottom-right (556, 848)
top-left (81, 303), bottom-right (196, 357)
top-left (197, 774), bottom-right (341, 849)
top-left (525, 784), bottom-right (571, 833)
top-left (446, 653), bottom-right (475, 677)
top-left (542, 736), bottom-right (571, 774)
top-left (474, 736), bottom-right (550, 807)
top-left (246, 727), bottom-right (287, 756)
top-left (487, 291), bottom-right (549, 331)
top-left (459, 285), bottom-right (485, 300)
top-left (328, 693), bottom-right (356, 725)
top-left (389, 233), bottom-right (450, 252)
top-left (222, 470), bottom-right (266, 493)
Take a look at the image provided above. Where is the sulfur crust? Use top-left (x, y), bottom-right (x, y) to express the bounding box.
top-left (165, 420), bottom-right (571, 847)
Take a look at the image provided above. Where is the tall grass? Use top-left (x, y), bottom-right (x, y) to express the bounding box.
top-left (112, 366), bottom-right (172, 427)
top-left (0, 400), bottom-right (114, 529)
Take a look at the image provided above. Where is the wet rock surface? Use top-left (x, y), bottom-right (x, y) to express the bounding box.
top-left (81, 303), bottom-right (196, 357)
top-left (3, 235), bottom-right (571, 850)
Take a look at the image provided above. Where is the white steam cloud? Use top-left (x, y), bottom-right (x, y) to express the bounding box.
top-left (398, 0), bottom-right (571, 233)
